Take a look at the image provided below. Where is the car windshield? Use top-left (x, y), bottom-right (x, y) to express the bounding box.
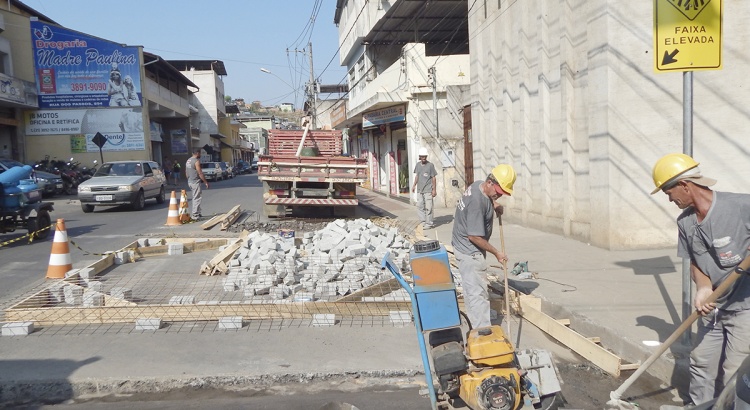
top-left (203, 163), bottom-right (216, 169)
top-left (94, 163), bottom-right (144, 177)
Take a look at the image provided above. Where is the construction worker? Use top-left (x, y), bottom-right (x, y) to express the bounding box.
top-left (451, 164), bottom-right (515, 329)
top-left (412, 147), bottom-right (437, 229)
top-left (186, 148), bottom-right (209, 220)
top-left (651, 153), bottom-right (750, 405)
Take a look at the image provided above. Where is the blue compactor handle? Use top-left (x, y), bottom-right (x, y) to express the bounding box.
top-left (382, 242), bottom-right (462, 410)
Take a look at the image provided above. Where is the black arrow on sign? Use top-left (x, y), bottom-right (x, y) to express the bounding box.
top-left (662, 49), bottom-right (679, 65)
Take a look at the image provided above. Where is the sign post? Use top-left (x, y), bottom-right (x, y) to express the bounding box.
top-left (654, 0), bottom-right (722, 345)
top-left (91, 132), bottom-right (108, 165)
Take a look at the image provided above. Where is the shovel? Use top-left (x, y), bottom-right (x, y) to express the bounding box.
top-left (606, 254), bottom-right (750, 409)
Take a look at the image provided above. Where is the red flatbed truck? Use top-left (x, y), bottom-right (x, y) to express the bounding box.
top-left (257, 128), bottom-right (368, 218)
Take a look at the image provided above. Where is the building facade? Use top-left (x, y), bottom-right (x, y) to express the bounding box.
top-left (333, 0), bottom-right (470, 206)
top-left (469, 1), bottom-right (750, 249)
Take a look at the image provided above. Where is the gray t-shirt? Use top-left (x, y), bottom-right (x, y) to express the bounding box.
top-left (413, 161), bottom-right (437, 193)
top-left (677, 191), bottom-right (750, 311)
top-left (185, 157), bottom-right (199, 182)
top-left (452, 181), bottom-right (494, 256)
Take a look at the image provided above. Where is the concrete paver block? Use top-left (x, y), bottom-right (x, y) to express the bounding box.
top-left (1, 322), bottom-right (34, 336)
top-left (83, 290), bottom-right (104, 307)
top-left (390, 311), bottom-right (412, 326)
top-left (63, 285), bottom-right (83, 305)
top-left (218, 316), bottom-right (243, 329)
top-left (312, 314), bottom-right (336, 327)
top-left (110, 287), bottom-right (132, 301)
top-left (167, 242), bottom-right (184, 256)
top-left (135, 318), bottom-right (162, 331)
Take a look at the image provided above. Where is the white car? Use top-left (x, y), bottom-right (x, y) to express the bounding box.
top-left (77, 160), bottom-right (166, 212)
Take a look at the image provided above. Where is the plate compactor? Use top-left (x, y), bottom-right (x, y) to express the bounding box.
top-left (382, 240), bottom-right (562, 410)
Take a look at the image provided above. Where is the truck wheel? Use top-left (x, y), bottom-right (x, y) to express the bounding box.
top-left (28, 210), bottom-right (52, 241)
top-left (155, 186), bottom-right (166, 204)
top-left (81, 204), bottom-right (95, 213)
top-left (132, 190), bottom-right (145, 211)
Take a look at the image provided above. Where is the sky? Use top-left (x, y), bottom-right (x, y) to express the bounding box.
top-left (23, 0), bottom-right (347, 109)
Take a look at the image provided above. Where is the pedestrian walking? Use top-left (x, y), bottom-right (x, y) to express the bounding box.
top-left (163, 156), bottom-right (172, 185)
top-left (185, 148), bottom-right (209, 220)
top-left (412, 147), bottom-right (437, 229)
top-left (451, 164), bottom-right (516, 329)
top-left (172, 160), bottom-right (181, 185)
top-left (651, 153), bottom-right (750, 405)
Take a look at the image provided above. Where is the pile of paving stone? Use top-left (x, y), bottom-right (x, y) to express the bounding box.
top-left (223, 218), bottom-right (411, 302)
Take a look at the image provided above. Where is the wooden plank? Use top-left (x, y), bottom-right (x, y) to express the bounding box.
top-left (5, 301), bottom-right (414, 326)
top-left (133, 239), bottom-right (227, 258)
top-left (220, 207), bottom-right (242, 230)
top-left (87, 253), bottom-right (115, 275)
top-left (199, 238), bottom-right (243, 275)
top-left (335, 278), bottom-right (402, 302)
top-left (588, 337), bottom-right (601, 344)
top-left (518, 295), bottom-right (624, 377)
top-left (201, 214), bottom-right (225, 230)
top-left (619, 363), bottom-right (640, 371)
top-left (557, 318), bottom-right (571, 326)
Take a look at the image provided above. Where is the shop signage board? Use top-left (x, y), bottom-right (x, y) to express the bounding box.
top-left (30, 21), bottom-right (142, 108)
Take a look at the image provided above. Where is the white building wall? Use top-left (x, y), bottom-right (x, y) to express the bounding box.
top-left (181, 70), bottom-right (223, 150)
top-left (470, 0), bottom-right (750, 250)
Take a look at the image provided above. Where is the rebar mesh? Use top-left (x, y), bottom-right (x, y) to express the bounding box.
top-left (1, 217), bottom-right (446, 335)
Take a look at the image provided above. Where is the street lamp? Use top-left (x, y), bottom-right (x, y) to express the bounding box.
top-left (260, 68), bottom-right (295, 91)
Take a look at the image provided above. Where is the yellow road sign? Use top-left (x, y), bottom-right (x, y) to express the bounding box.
top-left (654, 0), bottom-right (722, 72)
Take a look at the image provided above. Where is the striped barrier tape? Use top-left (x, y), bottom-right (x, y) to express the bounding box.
top-left (0, 223), bottom-right (54, 248)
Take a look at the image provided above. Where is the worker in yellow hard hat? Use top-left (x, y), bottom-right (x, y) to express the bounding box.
top-left (652, 153), bottom-right (750, 406)
top-left (451, 164), bottom-right (516, 329)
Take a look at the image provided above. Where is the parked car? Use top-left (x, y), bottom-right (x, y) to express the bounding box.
top-left (77, 160), bottom-right (166, 212)
top-left (0, 158), bottom-right (63, 197)
top-left (217, 162), bottom-right (230, 179)
top-left (251, 159), bottom-right (258, 171)
top-left (201, 162), bottom-right (223, 181)
top-left (235, 161), bottom-right (250, 174)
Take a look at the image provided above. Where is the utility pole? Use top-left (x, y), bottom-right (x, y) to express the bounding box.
top-left (307, 42), bottom-right (317, 129)
top-left (428, 66), bottom-right (438, 139)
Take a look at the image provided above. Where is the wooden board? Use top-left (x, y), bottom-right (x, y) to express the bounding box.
top-left (518, 294), bottom-right (627, 377)
top-left (133, 239), bottom-right (227, 257)
top-left (335, 278), bottom-right (402, 302)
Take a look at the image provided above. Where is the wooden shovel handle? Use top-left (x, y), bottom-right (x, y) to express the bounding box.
top-left (611, 254), bottom-right (750, 401)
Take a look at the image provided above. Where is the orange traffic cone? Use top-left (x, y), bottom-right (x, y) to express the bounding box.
top-left (46, 219), bottom-right (73, 279)
top-left (165, 191), bottom-right (181, 226)
top-left (178, 189), bottom-right (190, 223)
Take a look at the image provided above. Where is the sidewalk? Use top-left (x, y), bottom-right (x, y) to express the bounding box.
top-left (0, 189), bottom-right (691, 404)
top-left (358, 188), bottom-right (691, 389)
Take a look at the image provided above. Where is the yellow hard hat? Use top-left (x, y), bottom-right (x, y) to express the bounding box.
top-left (491, 164), bottom-right (516, 196)
top-left (651, 153), bottom-right (699, 194)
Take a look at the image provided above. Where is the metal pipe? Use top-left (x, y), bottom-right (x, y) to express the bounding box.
top-left (681, 71), bottom-right (694, 346)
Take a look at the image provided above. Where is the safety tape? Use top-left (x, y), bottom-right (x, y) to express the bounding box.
top-left (68, 238), bottom-right (109, 256)
top-left (0, 223), bottom-right (54, 248)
